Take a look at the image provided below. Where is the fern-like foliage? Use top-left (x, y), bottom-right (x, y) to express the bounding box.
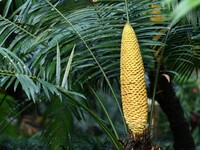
top-left (42, 98), bottom-right (75, 149)
top-left (0, 0), bottom-right (200, 149)
top-left (162, 24), bottom-right (200, 82)
top-left (0, 0), bottom-right (167, 85)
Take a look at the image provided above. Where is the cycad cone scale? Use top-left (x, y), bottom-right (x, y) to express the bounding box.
top-left (120, 22), bottom-right (148, 136)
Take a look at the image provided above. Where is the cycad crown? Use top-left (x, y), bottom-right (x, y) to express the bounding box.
top-left (120, 22), bottom-right (148, 137)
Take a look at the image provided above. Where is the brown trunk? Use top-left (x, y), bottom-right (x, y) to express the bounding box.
top-left (150, 73), bottom-right (195, 150)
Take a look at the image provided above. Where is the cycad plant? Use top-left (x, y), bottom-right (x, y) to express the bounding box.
top-left (0, 0), bottom-right (199, 149)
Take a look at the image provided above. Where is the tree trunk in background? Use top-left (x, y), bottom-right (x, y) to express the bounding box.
top-left (150, 73), bottom-right (195, 150)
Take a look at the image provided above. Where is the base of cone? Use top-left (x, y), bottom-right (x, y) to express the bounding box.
top-left (121, 130), bottom-right (160, 150)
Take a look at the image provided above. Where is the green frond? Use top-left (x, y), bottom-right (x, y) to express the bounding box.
top-left (162, 24), bottom-right (200, 83)
top-left (42, 99), bottom-right (74, 150)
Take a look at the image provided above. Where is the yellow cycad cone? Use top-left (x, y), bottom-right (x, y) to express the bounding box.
top-left (120, 22), bottom-right (148, 137)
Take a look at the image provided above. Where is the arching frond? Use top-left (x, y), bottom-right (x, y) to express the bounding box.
top-left (162, 24), bottom-right (200, 83)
